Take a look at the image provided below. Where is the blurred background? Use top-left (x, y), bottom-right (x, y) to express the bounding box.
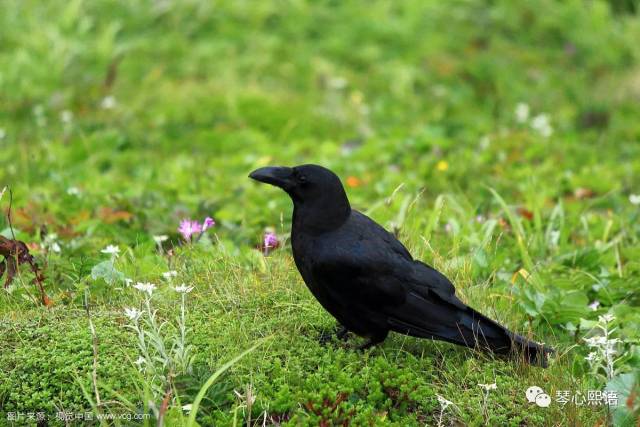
top-left (1, 0), bottom-right (638, 244)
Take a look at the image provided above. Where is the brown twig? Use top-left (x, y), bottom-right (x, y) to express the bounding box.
top-left (157, 385), bottom-right (173, 427)
top-left (0, 187), bottom-right (51, 306)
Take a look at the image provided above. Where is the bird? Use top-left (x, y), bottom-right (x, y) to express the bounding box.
top-left (249, 164), bottom-right (553, 367)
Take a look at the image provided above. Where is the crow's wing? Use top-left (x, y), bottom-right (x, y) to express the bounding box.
top-left (310, 248), bottom-right (407, 308)
top-left (310, 213), bottom-right (467, 315)
top-left (338, 210), bottom-right (467, 309)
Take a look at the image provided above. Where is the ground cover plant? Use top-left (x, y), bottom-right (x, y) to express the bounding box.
top-left (0, 0), bottom-right (639, 425)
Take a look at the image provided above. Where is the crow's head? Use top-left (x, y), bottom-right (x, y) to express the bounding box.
top-left (250, 164), bottom-right (351, 231)
top-left (249, 164), bottom-right (346, 203)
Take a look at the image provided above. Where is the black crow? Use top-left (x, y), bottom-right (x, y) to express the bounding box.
top-left (249, 164), bottom-right (553, 367)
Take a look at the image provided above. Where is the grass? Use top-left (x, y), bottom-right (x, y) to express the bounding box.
top-left (1, 0), bottom-right (639, 425)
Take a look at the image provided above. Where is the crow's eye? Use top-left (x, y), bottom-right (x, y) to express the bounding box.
top-left (298, 175), bottom-right (307, 183)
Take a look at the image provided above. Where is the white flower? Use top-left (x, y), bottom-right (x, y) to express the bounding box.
top-left (60, 110), bottom-right (73, 124)
top-left (436, 394), bottom-right (453, 408)
top-left (134, 356), bottom-right (146, 368)
top-left (162, 271), bottom-right (178, 280)
top-left (67, 186), bottom-right (81, 196)
top-left (133, 282), bottom-right (156, 296)
top-left (630, 194), bottom-right (640, 205)
top-left (328, 76), bottom-right (347, 90)
top-left (181, 404), bottom-right (193, 413)
top-left (478, 383), bottom-right (497, 391)
top-left (479, 135), bottom-right (490, 150)
top-left (101, 95), bottom-right (117, 110)
top-left (531, 114), bottom-right (553, 138)
top-left (598, 314), bottom-right (615, 324)
top-left (174, 284), bottom-right (194, 294)
top-left (585, 336), bottom-right (608, 346)
top-left (585, 352), bottom-right (598, 362)
top-left (43, 233), bottom-right (61, 253)
top-left (153, 235), bottom-right (168, 244)
top-left (515, 102), bottom-right (530, 123)
top-left (124, 308), bottom-right (142, 321)
top-left (588, 300), bottom-right (600, 311)
top-left (101, 245), bottom-right (120, 256)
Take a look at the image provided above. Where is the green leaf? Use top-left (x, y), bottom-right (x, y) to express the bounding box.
top-left (186, 340), bottom-right (265, 427)
top-left (90, 260), bottom-right (125, 285)
top-left (605, 373), bottom-right (639, 427)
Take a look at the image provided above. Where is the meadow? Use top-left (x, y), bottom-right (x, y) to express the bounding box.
top-left (0, 0), bottom-right (639, 425)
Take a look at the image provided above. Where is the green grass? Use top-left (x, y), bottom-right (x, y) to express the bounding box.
top-left (1, 0), bottom-right (639, 425)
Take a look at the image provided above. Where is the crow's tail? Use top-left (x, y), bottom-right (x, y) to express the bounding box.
top-left (453, 307), bottom-right (554, 367)
top-left (388, 296), bottom-right (554, 367)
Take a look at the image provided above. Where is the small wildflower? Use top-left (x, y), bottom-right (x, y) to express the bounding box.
top-left (162, 271), bottom-right (178, 280)
top-left (174, 284), bottom-right (194, 294)
top-left (531, 114), bottom-right (553, 138)
top-left (124, 308), bottom-right (142, 321)
top-left (436, 160), bottom-right (449, 171)
top-left (178, 219), bottom-right (202, 241)
top-left (152, 235), bottom-right (168, 244)
top-left (585, 352), bottom-right (597, 362)
top-left (598, 314), bottom-right (615, 324)
top-left (328, 76), bottom-right (347, 90)
top-left (515, 102), bottom-right (530, 123)
top-left (264, 232), bottom-right (279, 249)
top-left (588, 300), bottom-right (600, 311)
top-left (101, 95), bottom-right (117, 109)
top-left (585, 336), bottom-right (608, 346)
top-left (479, 135), bottom-right (490, 150)
top-left (478, 383), bottom-right (497, 391)
top-left (60, 110), bottom-right (73, 124)
top-left (134, 356), bottom-right (146, 368)
top-left (202, 217), bottom-right (215, 231)
top-left (43, 233), bottom-right (61, 253)
top-left (346, 176), bottom-right (362, 188)
top-left (629, 194), bottom-right (640, 205)
top-left (181, 404), bottom-right (193, 413)
top-left (436, 394), bottom-right (453, 408)
top-left (66, 186), bottom-right (81, 196)
top-left (101, 245), bottom-right (120, 257)
top-left (133, 282), bottom-right (156, 296)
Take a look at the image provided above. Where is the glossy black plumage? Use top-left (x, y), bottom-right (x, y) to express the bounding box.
top-left (249, 164), bottom-right (553, 367)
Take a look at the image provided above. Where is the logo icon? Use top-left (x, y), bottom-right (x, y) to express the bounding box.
top-left (526, 386), bottom-right (551, 408)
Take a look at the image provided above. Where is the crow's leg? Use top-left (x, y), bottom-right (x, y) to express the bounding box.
top-left (357, 330), bottom-right (388, 350)
top-left (336, 325), bottom-right (349, 340)
top-left (318, 325), bottom-right (349, 345)
top-left (317, 330), bottom-right (334, 345)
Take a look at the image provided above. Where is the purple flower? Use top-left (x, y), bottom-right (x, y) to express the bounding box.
top-left (263, 232), bottom-right (279, 249)
top-left (178, 219), bottom-right (202, 241)
top-left (202, 217), bottom-right (215, 231)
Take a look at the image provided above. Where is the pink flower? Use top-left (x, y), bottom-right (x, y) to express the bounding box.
top-left (263, 232), bottom-right (279, 249)
top-left (202, 217), bottom-right (215, 231)
top-left (178, 219), bottom-right (202, 241)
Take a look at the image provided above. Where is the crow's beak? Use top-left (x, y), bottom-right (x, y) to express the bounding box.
top-left (249, 166), bottom-right (294, 190)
